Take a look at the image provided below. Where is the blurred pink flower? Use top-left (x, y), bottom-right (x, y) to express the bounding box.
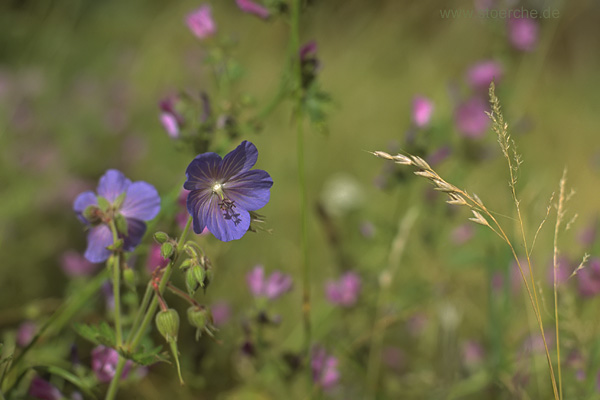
top-left (426, 145), bottom-right (451, 166)
top-left (325, 271), bottom-right (361, 307)
top-left (236, 0), bottom-right (270, 19)
top-left (454, 97), bottom-right (489, 138)
top-left (451, 223), bottom-right (474, 245)
top-left (28, 375), bottom-right (63, 400)
top-left (547, 256), bottom-right (574, 287)
top-left (160, 113), bottom-right (179, 138)
top-left (577, 257), bottom-right (600, 298)
top-left (247, 265), bottom-right (293, 300)
top-left (17, 321), bottom-right (36, 347)
top-left (412, 96), bottom-right (434, 128)
top-left (61, 250), bottom-right (100, 277)
top-left (578, 218), bottom-right (598, 247)
top-left (146, 243), bottom-right (169, 274)
top-left (462, 340), bottom-right (485, 366)
top-left (210, 301), bottom-right (231, 327)
top-left (91, 345), bottom-right (132, 383)
top-left (507, 16), bottom-right (538, 52)
top-left (466, 60), bottom-right (503, 90)
top-left (311, 346), bottom-right (340, 390)
top-left (186, 5), bottom-right (217, 39)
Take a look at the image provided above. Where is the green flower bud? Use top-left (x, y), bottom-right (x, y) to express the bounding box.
top-left (82, 205), bottom-right (103, 224)
top-left (192, 264), bottom-right (206, 288)
top-left (160, 242), bottom-right (175, 260)
top-left (153, 231), bottom-right (170, 244)
top-left (123, 268), bottom-right (136, 288)
top-left (155, 308), bottom-right (180, 343)
top-left (187, 306), bottom-right (214, 341)
top-left (185, 266), bottom-right (199, 295)
top-left (179, 258), bottom-right (192, 271)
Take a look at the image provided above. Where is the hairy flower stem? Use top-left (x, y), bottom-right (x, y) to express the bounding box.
top-left (553, 169), bottom-right (567, 400)
top-left (108, 220), bottom-right (123, 349)
top-left (290, 0), bottom-right (311, 357)
top-left (105, 217), bottom-right (193, 400)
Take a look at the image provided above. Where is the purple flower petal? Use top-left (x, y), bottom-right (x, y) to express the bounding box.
top-left (247, 265), bottom-right (265, 296)
top-left (184, 153), bottom-right (223, 190)
top-left (186, 5), bottom-right (217, 39)
top-left (97, 169), bottom-right (131, 202)
top-left (28, 376), bottom-right (63, 400)
top-left (203, 194), bottom-right (251, 242)
top-left (264, 271), bottom-right (293, 299)
top-left (225, 169), bottom-right (273, 211)
top-left (187, 189), bottom-right (212, 234)
top-left (220, 141), bottom-right (259, 180)
top-left (120, 182), bottom-right (160, 221)
top-left (160, 113), bottom-right (180, 138)
top-left (73, 190), bottom-right (97, 222)
top-left (236, 0), bottom-right (270, 19)
top-left (84, 225), bottom-right (113, 263)
top-left (122, 218), bottom-right (147, 251)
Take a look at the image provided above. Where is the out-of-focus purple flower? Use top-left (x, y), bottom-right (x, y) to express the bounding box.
top-left (451, 223), bottom-right (474, 245)
top-left (184, 141), bottom-right (273, 242)
top-left (311, 346), bottom-right (340, 390)
top-left (28, 375), bottom-right (63, 400)
top-left (159, 96), bottom-right (184, 139)
top-left (325, 271), bottom-right (361, 307)
top-left (61, 250), bottom-right (101, 277)
top-left (412, 96), bottom-right (434, 128)
top-left (186, 5), bottom-right (217, 39)
top-left (427, 145), bottom-right (451, 166)
top-left (382, 347), bottom-right (406, 371)
top-left (406, 313), bottom-right (428, 337)
top-left (300, 41), bottom-right (318, 62)
top-left (522, 331), bottom-right (555, 354)
top-left (73, 170), bottom-right (160, 263)
top-left (462, 340), bottom-right (485, 367)
top-left (17, 321), bottom-right (36, 347)
top-left (210, 301), bottom-right (231, 327)
top-left (146, 243), bottom-right (169, 274)
top-left (508, 16), bottom-right (539, 52)
top-left (547, 256), bottom-right (573, 286)
top-left (91, 345), bottom-right (132, 383)
top-left (466, 60), bottom-right (503, 90)
top-left (455, 97), bottom-right (490, 138)
top-left (247, 265), bottom-right (293, 300)
top-left (359, 220), bottom-right (376, 239)
top-left (236, 0), bottom-right (270, 19)
top-left (578, 258), bottom-right (600, 298)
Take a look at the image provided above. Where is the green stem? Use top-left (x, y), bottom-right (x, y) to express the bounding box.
top-left (290, 0), bottom-right (310, 356)
top-left (3, 270), bottom-right (108, 394)
top-left (108, 220), bottom-right (123, 349)
top-left (125, 281), bottom-right (153, 344)
top-left (105, 217), bottom-right (193, 400)
top-left (167, 283), bottom-right (199, 306)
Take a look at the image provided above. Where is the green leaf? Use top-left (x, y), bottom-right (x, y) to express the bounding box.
top-left (119, 345), bottom-right (169, 366)
top-left (96, 196), bottom-right (111, 212)
top-left (73, 322), bottom-right (115, 347)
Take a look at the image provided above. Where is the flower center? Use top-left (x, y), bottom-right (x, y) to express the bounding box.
top-left (211, 182), bottom-right (241, 226)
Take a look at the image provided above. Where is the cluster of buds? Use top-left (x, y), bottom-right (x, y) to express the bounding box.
top-left (180, 241), bottom-right (213, 295)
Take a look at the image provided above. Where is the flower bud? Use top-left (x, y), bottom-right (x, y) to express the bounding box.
top-left (185, 265), bottom-right (200, 295)
top-left (83, 205), bottom-right (103, 224)
top-left (187, 306), bottom-right (214, 340)
top-left (123, 268), bottom-right (136, 288)
top-left (153, 231), bottom-right (169, 244)
top-left (155, 309), bottom-right (180, 343)
top-left (160, 242), bottom-right (175, 260)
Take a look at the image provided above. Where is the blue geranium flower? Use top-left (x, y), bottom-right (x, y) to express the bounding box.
top-left (184, 141), bottom-right (273, 241)
top-left (73, 170), bottom-right (161, 263)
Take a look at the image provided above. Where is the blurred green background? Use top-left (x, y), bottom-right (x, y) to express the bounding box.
top-left (1, 0), bottom-right (600, 398)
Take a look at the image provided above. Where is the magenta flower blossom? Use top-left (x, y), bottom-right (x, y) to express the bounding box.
top-left (325, 271), bottom-right (361, 307)
top-left (210, 301), bottom-right (231, 327)
top-left (186, 5), bottom-right (217, 39)
top-left (159, 95), bottom-right (184, 139)
top-left (236, 0), bottom-right (270, 19)
top-left (547, 256), bottom-right (574, 286)
top-left (578, 257), bottom-right (600, 298)
top-left (91, 345), bottom-right (132, 383)
top-left (247, 265), bottom-right (293, 300)
top-left (454, 97), bottom-right (490, 138)
top-left (184, 141), bottom-right (273, 242)
top-left (450, 223), bottom-right (474, 245)
top-left (311, 346), bottom-right (340, 390)
top-left (508, 16), bottom-right (538, 52)
top-left (146, 243), bottom-right (169, 274)
top-left (17, 321), bottom-right (36, 347)
top-left (28, 375), bottom-right (63, 400)
top-left (61, 250), bottom-right (100, 277)
top-left (412, 96), bottom-right (434, 128)
top-left (466, 60), bottom-right (503, 90)
top-left (73, 170), bottom-right (160, 263)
